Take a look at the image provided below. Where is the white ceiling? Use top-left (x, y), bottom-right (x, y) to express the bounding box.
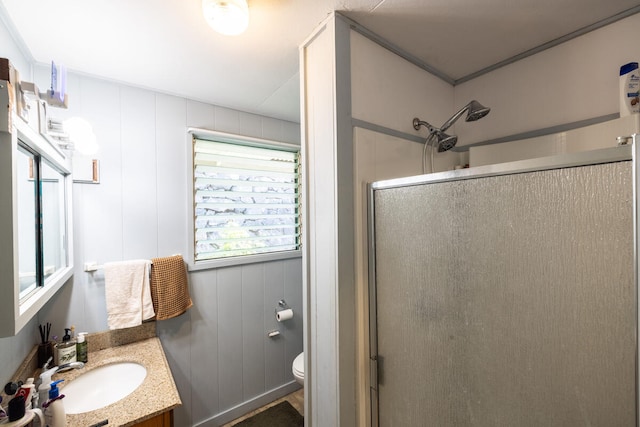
top-left (1, 0), bottom-right (639, 123)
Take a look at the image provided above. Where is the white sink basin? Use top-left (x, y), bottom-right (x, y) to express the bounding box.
top-left (62, 362), bottom-right (147, 414)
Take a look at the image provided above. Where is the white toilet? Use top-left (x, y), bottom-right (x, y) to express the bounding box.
top-left (292, 352), bottom-right (304, 385)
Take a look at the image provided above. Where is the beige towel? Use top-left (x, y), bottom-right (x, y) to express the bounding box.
top-left (150, 255), bottom-right (193, 320)
top-left (104, 260), bottom-right (155, 330)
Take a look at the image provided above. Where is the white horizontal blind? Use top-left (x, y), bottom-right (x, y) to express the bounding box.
top-left (193, 138), bottom-right (300, 261)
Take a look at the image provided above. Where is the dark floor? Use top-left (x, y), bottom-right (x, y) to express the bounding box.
top-left (222, 389), bottom-right (304, 426)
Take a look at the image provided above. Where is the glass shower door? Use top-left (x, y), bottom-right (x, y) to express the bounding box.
top-left (370, 159), bottom-right (635, 426)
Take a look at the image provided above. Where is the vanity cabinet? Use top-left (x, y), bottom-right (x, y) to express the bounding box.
top-left (0, 80), bottom-right (73, 337)
top-left (133, 410), bottom-right (173, 427)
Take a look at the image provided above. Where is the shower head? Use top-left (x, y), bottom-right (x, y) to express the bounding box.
top-left (435, 132), bottom-right (458, 152)
top-left (440, 100), bottom-right (491, 132)
top-left (465, 100), bottom-right (491, 122)
top-left (413, 100), bottom-right (489, 155)
top-left (414, 119), bottom-right (459, 153)
top-left (413, 99), bottom-right (490, 173)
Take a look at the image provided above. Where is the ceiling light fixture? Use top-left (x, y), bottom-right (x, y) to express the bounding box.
top-left (202, 0), bottom-right (249, 36)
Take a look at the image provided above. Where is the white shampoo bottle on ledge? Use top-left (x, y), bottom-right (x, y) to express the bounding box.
top-left (620, 62), bottom-right (640, 116)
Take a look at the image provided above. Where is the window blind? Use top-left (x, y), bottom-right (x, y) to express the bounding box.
top-left (193, 138), bottom-right (300, 261)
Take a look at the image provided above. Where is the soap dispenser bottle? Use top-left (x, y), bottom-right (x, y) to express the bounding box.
top-left (43, 380), bottom-right (66, 427)
top-left (55, 328), bottom-right (76, 365)
top-left (76, 332), bottom-right (88, 363)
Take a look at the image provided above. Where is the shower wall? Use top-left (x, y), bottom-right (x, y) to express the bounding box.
top-left (454, 12), bottom-right (640, 146)
top-left (469, 114), bottom-right (640, 167)
top-left (350, 32), bottom-right (453, 136)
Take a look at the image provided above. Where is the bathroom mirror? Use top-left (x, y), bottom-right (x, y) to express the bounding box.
top-left (0, 82), bottom-right (74, 337)
top-left (41, 158), bottom-right (69, 283)
top-left (17, 145), bottom-right (37, 299)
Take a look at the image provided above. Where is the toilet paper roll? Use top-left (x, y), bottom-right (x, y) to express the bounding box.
top-left (276, 308), bottom-right (293, 322)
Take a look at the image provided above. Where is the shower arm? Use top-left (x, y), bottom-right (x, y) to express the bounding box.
top-left (412, 118), bottom-right (439, 135)
top-left (413, 119), bottom-right (447, 151)
top-left (439, 102), bottom-right (472, 133)
top-left (414, 113), bottom-right (464, 140)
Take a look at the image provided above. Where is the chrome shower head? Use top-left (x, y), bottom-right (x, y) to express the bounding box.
top-left (436, 132), bottom-right (458, 152)
top-left (465, 100), bottom-right (490, 122)
top-left (413, 99), bottom-right (490, 173)
top-left (413, 100), bottom-right (489, 154)
top-left (414, 120), bottom-right (458, 152)
top-left (440, 100), bottom-right (491, 132)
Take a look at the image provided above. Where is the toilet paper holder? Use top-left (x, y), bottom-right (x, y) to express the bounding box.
top-left (274, 299), bottom-right (294, 322)
top-left (275, 299), bottom-right (290, 312)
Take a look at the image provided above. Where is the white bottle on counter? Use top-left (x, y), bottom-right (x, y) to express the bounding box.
top-left (620, 62), bottom-right (640, 116)
top-left (37, 369), bottom-right (54, 410)
top-left (43, 380), bottom-right (66, 427)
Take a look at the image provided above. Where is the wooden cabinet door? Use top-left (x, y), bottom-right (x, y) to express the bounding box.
top-left (132, 410), bottom-right (173, 427)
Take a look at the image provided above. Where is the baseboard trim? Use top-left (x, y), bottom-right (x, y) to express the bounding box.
top-left (193, 381), bottom-right (302, 427)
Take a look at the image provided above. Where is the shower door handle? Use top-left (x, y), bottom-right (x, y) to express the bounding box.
top-left (370, 355), bottom-right (378, 391)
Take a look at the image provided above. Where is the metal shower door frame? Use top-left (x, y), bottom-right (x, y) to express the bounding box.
top-left (367, 139), bottom-right (638, 427)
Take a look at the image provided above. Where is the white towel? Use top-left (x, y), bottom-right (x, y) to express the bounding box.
top-left (104, 260), bottom-right (156, 330)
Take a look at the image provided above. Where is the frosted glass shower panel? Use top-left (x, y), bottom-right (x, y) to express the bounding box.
top-left (372, 161), bottom-right (634, 426)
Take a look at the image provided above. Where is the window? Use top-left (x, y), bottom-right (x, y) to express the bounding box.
top-left (192, 133), bottom-right (301, 262)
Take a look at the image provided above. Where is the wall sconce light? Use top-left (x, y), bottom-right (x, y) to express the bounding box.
top-left (202, 0), bottom-right (249, 36)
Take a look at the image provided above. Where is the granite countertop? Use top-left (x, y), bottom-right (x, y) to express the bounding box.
top-left (53, 337), bottom-right (181, 427)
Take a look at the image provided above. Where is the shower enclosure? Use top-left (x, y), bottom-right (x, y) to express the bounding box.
top-left (368, 141), bottom-right (638, 426)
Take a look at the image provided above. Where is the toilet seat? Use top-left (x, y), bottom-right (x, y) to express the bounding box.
top-left (293, 352), bottom-right (304, 376)
top-left (292, 352), bottom-right (304, 385)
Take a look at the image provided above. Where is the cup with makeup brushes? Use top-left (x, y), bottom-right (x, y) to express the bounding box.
top-left (37, 323), bottom-right (54, 367)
